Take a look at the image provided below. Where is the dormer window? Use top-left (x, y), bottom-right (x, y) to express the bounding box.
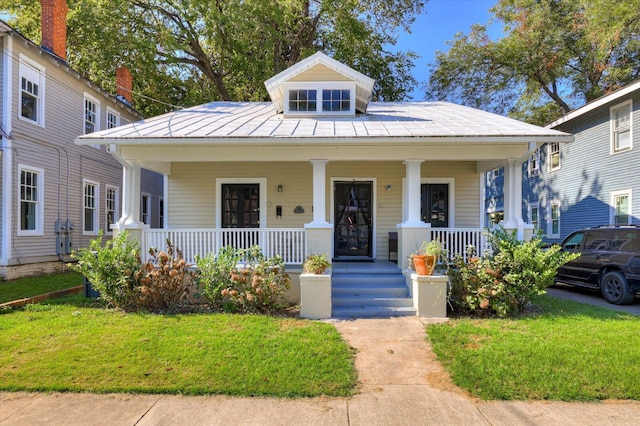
top-left (283, 82), bottom-right (356, 116)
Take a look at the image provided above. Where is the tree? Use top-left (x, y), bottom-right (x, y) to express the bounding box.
top-left (426, 0), bottom-right (640, 125)
top-left (1, 0), bottom-right (424, 116)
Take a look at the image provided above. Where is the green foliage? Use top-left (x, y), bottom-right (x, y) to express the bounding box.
top-left (196, 245), bottom-right (243, 305)
top-left (0, 0), bottom-right (425, 116)
top-left (71, 231), bottom-right (141, 310)
top-left (302, 253), bottom-right (332, 274)
top-left (197, 246), bottom-right (291, 313)
top-left (72, 232), bottom-right (197, 313)
top-left (426, 0), bottom-right (640, 124)
top-left (448, 228), bottom-right (579, 317)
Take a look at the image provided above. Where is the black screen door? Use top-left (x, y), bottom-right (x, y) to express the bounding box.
top-left (334, 181), bottom-right (373, 258)
top-left (421, 184), bottom-right (449, 228)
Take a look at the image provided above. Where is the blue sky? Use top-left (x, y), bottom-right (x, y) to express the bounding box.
top-left (396, 0), bottom-right (501, 100)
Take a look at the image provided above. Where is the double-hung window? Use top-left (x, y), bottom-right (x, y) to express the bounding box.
top-left (107, 107), bottom-right (120, 129)
top-left (19, 57), bottom-right (45, 126)
top-left (611, 190), bottom-right (632, 225)
top-left (84, 93), bottom-right (100, 135)
top-left (18, 165), bottom-right (44, 235)
top-left (548, 143), bottom-right (561, 171)
top-left (528, 149), bottom-right (540, 177)
top-left (611, 100), bottom-right (632, 153)
top-left (83, 180), bottom-right (99, 235)
top-left (141, 194), bottom-right (150, 225)
top-left (530, 204), bottom-right (539, 230)
top-left (105, 186), bottom-right (119, 233)
top-left (549, 202), bottom-right (560, 238)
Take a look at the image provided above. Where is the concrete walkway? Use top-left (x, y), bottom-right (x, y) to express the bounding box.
top-left (2, 317), bottom-right (640, 425)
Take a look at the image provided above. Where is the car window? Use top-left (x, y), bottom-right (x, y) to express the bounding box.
top-left (611, 230), bottom-right (640, 252)
top-left (583, 230), bottom-right (611, 251)
top-left (562, 232), bottom-right (584, 250)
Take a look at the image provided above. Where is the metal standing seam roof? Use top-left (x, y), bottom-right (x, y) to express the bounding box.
top-left (77, 101), bottom-right (572, 143)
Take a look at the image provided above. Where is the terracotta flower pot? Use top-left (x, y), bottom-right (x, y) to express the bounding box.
top-left (412, 254), bottom-right (436, 275)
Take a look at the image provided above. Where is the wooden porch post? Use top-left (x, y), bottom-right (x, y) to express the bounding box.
top-left (502, 159), bottom-right (525, 240)
top-left (112, 160), bottom-right (146, 242)
top-left (397, 160), bottom-right (430, 270)
top-left (305, 159), bottom-right (333, 259)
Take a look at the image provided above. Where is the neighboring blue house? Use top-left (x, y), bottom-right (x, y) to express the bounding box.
top-left (485, 80), bottom-right (640, 244)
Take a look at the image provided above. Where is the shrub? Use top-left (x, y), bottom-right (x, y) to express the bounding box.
top-left (135, 240), bottom-right (197, 313)
top-left (196, 245), bottom-right (242, 306)
top-left (197, 245), bottom-right (291, 314)
top-left (71, 231), bottom-right (141, 310)
top-left (448, 228), bottom-right (579, 317)
top-left (73, 232), bottom-right (197, 313)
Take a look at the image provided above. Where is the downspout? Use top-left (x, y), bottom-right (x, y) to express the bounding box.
top-left (2, 33), bottom-right (13, 266)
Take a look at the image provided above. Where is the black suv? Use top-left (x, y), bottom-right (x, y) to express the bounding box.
top-left (555, 226), bottom-right (640, 305)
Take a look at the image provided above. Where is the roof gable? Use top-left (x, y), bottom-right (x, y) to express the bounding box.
top-left (264, 52), bottom-right (375, 114)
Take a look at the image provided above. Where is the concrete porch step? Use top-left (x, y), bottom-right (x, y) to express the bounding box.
top-left (332, 305), bottom-right (417, 318)
top-left (332, 296), bottom-right (414, 308)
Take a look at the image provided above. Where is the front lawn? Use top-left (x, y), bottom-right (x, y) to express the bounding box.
top-left (0, 272), bottom-right (83, 304)
top-left (427, 295), bottom-right (640, 401)
top-left (0, 297), bottom-right (356, 397)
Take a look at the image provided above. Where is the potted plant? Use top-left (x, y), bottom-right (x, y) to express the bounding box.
top-left (303, 253), bottom-right (332, 274)
top-left (412, 240), bottom-right (447, 275)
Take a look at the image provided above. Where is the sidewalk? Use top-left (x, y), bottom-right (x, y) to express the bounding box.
top-left (2, 316), bottom-right (640, 425)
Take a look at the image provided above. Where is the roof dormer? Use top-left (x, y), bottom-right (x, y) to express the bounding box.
top-left (264, 52), bottom-right (375, 117)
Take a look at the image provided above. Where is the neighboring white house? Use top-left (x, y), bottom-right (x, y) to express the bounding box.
top-left (0, 1), bottom-right (163, 279)
top-left (77, 52), bottom-right (573, 306)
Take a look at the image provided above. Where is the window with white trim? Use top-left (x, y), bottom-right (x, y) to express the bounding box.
top-left (18, 165), bottom-right (44, 235)
top-left (528, 149), bottom-right (540, 176)
top-left (141, 194), bottom-right (150, 225)
top-left (107, 107), bottom-right (120, 129)
top-left (548, 143), bottom-right (560, 171)
top-left (611, 100), bottom-right (632, 153)
top-left (549, 202), bottom-right (560, 238)
top-left (18, 58), bottom-right (45, 126)
top-left (84, 93), bottom-right (100, 134)
top-left (105, 186), bottom-right (119, 233)
top-left (530, 204), bottom-right (539, 230)
top-left (83, 180), bottom-right (99, 235)
top-left (284, 82), bottom-right (356, 116)
top-left (611, 190), bottom-right (632, 225)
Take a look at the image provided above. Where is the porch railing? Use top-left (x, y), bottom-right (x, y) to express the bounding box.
top-left (142, 228), bottom-right (307, 265)
top-left (429, 228), bottom-right (489, 261)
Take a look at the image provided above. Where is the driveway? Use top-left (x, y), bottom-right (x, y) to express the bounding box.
top-left (547, 283), bottom-right (640, 316)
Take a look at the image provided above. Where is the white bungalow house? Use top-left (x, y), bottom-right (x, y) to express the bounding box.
top-left (76, 53), bottom-right (572, 317)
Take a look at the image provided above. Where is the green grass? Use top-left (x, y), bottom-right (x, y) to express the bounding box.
top-left (427, 295), bottom-right (640, 401)
top-left (0, 296), bottom-right (356, 397)
top-left (0, 272), bottom-right (83, 304)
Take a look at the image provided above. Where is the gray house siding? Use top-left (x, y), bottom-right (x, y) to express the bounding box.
top-left (0, 30), bottom-right (163, 279)
top-left (521, 88), bottom-right (640, 244)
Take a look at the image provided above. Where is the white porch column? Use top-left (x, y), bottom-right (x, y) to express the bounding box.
top-left (397, 160), bottom-right (430, 270)
top-left (305, 159), bottom-right (333, 259)
top-left (113, 160), bottom-right (145, 241)
top-left (502, 159), bottom-right (525, 240)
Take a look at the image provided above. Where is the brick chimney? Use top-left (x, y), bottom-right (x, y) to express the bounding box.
top-left (116, 67), bottom-right (133, 105)
top-left (40, 0), bottom-right (68, 60)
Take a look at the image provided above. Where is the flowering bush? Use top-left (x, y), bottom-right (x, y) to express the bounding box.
top-left (448, 228), bottom-right (579, 317)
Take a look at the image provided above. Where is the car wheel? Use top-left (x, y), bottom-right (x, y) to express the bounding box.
top-left (600, 271), bottom-right (635, 305)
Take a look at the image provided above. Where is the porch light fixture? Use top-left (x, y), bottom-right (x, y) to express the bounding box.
top-left (386, 185), bottom-right (392, 191)
top-left (277, 185), bottom-right (283, 192)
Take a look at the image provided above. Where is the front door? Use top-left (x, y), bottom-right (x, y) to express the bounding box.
top-left (221, 183), bottom-right (259, 248)
top-left (334, 181), bottom-right (373, 258)
top-left (421, 183), bottom-right (449, 228)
